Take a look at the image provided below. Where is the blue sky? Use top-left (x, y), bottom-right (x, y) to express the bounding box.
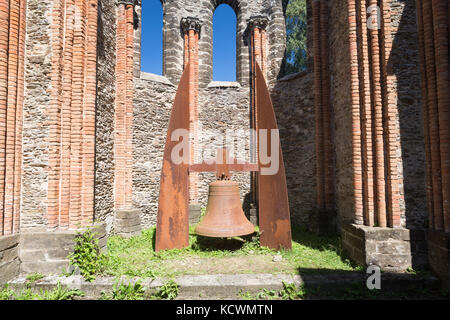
top-left (140, 2), bottom-right (237, 81)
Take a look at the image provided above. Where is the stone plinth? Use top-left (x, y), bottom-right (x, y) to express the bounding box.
top-left (0, 235), bottom-right (20, 284)
top-left (113, 209), bottom-right (142, 238)
top-left (341, 224), bottom-right (413, 272)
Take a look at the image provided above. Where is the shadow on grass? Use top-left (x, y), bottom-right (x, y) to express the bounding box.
top-left (294, 267), bottom-right (445, 300)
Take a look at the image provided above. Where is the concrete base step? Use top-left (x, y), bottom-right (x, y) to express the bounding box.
top-left (7, 272), bottom-right (441, 300)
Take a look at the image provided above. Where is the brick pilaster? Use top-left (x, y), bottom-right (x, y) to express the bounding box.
top-left (347, 0), bottom-right (364, 225)
top-left (45, 0), bottom-right (98, 230)
top-left (356, 0), bottom-right (375, 226)
top-left (181, 17), bottom-right (201, 203)
top-left (114, 0), bottom-right (136, 211)
top-left (81, 0), bottom-right (98, 227)
top-left (48, 0), bottom-right (65, 229)
top-left (431, 0), bottom-right (450, 233)
top-left (320, 0), bottom-right (334, 210)
top-left (416, 0), bottom-right (434, 230)
top-left (380, 0), bottom-right (402, 228)
top-left (422, 0), bottom-right (443, 231)
top-left (312, 0), bottom-right (324, 209)
top-left (0, 0), bottom-right (9, 235)
top-left (346, 0), bottom-right (406, 228)
top-left (0, 0), bottom-right (26, 235)
top-left (368, 0), bottom-right (387, 228)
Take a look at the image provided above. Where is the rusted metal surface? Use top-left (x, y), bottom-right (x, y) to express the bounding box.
top-left (255, 62), bottom-right (292, 250)
top-left (195, 180), bottom-right (255, 238)
top-left (155, 64), bottom-right (191, 251)
top-left (189, 148), bottom-right (259, 179)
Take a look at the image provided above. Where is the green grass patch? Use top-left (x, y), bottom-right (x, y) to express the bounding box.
top-left (101, 225), bottom-right (360, 278)
top-left (0, 282), bottom-right (84, 300)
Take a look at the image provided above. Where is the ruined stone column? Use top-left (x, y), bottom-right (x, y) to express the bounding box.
top-left (181, 17), bottom-right (201, 205)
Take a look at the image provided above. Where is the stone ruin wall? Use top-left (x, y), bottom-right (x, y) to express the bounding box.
top-left (329, 0), bottom-right (426, 231)
top-left (95, 0), bottom-right (118, 231)
top-left (16, 0), bottom-right (428, 236)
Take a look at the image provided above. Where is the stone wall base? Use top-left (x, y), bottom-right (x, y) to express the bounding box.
top-left (18, 223), bottom-right (107, 275)
top-left (341, 224), bottom-right (414, 272)
top-left (0, 235), bottom-right (20, 284)
top-left (427, 230), bottom-right (450, 289)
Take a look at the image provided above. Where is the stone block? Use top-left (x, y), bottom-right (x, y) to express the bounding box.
top-left (0, 246), bottom-right (18, 264)
top-left (114, 208), bottom-right (142, 238)
top-left (20, 261), bottom-right (69, 275)
top-left (0, 259), bottom-right (20, 285)
top-left (0, 235), bottom-right (19, 252)
top-left (341, 224), bottom-right (413, 271)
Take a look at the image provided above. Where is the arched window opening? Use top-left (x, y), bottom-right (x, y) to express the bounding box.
top-left (213, 4), bottom-right (237, 81)
top-left (285, 0), bottom-right (307, 74)
top-left (141, 0), bottom-right (163, 75)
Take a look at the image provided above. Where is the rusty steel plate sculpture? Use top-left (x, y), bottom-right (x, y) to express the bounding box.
top-left (155, 64), bottom-right (191, 251)
top-left (255, 62), bottom-right (292, 250)
top-left (155, 61), bottom-right (292, 251)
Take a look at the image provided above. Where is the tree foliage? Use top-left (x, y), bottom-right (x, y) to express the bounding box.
top-left (285, 0), bottom-right (307, 74)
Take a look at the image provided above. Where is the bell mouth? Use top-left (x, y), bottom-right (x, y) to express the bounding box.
top-left (195, 223), bottom-right (255, 238)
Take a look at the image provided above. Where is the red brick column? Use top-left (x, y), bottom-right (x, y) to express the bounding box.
top-left (367, 0), bottom-right (387, 228)
top-left (422, 0), bottom-right (444, 231)
top-left (418, 0), bottom-right (450, 233)
top-left (181, 17), bottom-right (201, 203)
top-left (312, 1), bottom-right (324, 209)
top-left (416, 0), bottom-right (435, 229)
top-left (356, 0), bottom-right (375, 226)
top-left (380, 0), bottom-right (402, 228)
top-left (0, 0), bottom-right (26, 235)
top-left (45, 0), bottom-right (98, 230)
top-left (347, 0), bottom-right (364, 225)
top-left (0, 0), bottom-right (8, 235)
top-left (81, 0), bottom-right (98, 227)
top-left (248, 15), bottom-right (268, 205)
top-left (48, 0), bottom-right (65, 229)
top-left (320, 1), bottom-right (334, 210)
top-left (60, 0), bottom-right (76, 229)
top-left (346, 0), bottom-right (405, 228)
top-left (431, 0), bottom-right (450, 233)
top-left (114, 0), bottom-right (135, 210)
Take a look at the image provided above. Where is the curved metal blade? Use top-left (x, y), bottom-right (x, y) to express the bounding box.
top-left (155, 65), bottom-right (191, 251)
top-left (255, 62), bottom-right (292, 250)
